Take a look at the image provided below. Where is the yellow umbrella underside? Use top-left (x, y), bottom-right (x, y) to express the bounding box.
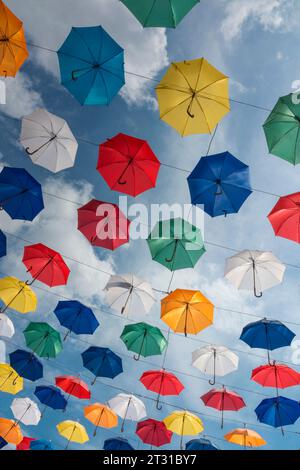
top-left (0, 276), bottom-right (37, 313)
top-left (0, 363), bottom-right (23, 394)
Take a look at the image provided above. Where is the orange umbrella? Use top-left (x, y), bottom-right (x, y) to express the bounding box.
top-left (84, 403), bottom-right (118, 436)
top-left (0, 417), bottom-right (23, 445)
top-left (161, 289), bottom-right (214, 336)
top-left (0, 1), bottom-right (29, 77)
top-left (224, 428), bottom-right (266, 449)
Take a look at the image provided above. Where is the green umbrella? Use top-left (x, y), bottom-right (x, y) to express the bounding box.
top-left (147, 218), bottom-right (205, 271)
top-left (120, 322), bottom-right (167, 361)
top-left (23, 322), bottom-right (62, 358)
top-left (263, 93), bottom-right (300, 165)
top-left (120, 0), bottom-right (200, 28)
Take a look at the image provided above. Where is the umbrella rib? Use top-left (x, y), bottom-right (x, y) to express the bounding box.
top-left (268, 124), bottom-right (298, 153)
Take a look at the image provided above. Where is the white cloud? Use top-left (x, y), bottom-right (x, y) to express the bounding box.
top-left (0, 72), bottom-right (43, 119)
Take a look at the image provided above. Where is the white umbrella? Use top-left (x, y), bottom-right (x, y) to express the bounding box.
top-left (108, 393), bottom-right (146, 432)
top-left (192, 345), bottom-right (239, 385)
top-left (224, 250), bottom-right (285, 298)
top-left (20, 108), bottom-right (78, 173)
top-left (104, 274), bottom-right (156, 316)
top-left (11, 397), bottom-right (41, 425)
top-left (0, 314), bottom-right (14, 338)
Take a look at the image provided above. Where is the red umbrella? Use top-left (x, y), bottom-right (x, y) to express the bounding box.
top-left (251, 362), bottom-right (300, 389)
top-left (16, 436), bottom-right (36, 450)
top-left (55, 375), bottom-right (91, 401)
top-left (201, 387), bottom-right (246, 428)
top-left (77, 199), bottom-right (130, 250)
top-left (22, 243), bottom-right (70, 287)
top-left (268, 192), bottom-right (300, 243)
top-left (97, 133), bottom-right (160, 197)
top-left (136, 419), bottom-right (172, 448)
top-left (139, 369), bottom-right (184, 410)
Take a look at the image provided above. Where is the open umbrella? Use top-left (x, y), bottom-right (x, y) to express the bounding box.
top-left (81, 346), bottom-right (123, 385)
top-left (20, 108), bottom-right (78, 173)
top-left (186, 438), bottom-right (218, 451)
top-left (0, 314), bottom-right (14, 338)
top-left (103, 437), bottom-right (134, 451)
top-left (30, 439), bottom-right (55, 450)
top-left (251, 362), bottom-right (300, 390)
top-left (84, 403), bottom-right (118, 436)
top-left (0, 437), bottom-right (7, 449)
top-left (225, 250), bottom-right (285, 297)
top-left (9, 349), bottom-right (43, 382)
top-left (0, 276), bottom-right (37, 314)
top-left (55, 376), bottom-right (91, 405)
top-left (255, 396), bottom-right (300, 434)
top-left (224, 428), bottom-right (266, 449)
top-left (22, 243), bottom-right (70, 287)
top-left (104, 273), bottom-right (156, 316)
top-left (108, 393), bottom-right (146, 432)
top-left (0, 0), bottom-right (28, 76)
top-left (156, 58), bottom-right (230, 136)
top-left (140, 369), bottom-right (184, 410)
top-left (16, 436), bottom-right (36, 451)
top-left (0, 167), bottom-right (44, 221)
top-left (192, 345), bottom-right (239, 385)
top-left (136, 419), bottom-right (172, 448)
top-left (57, 26), bottom-right (124, 105)
top-left (0, 231), bottom-right (6, 258)
top-left (23, 322), bottom-right (62, 358)
top-left (268, 192), bottom-right (300, 243)
top-left (147, 218), bottom-right (205, 271)
top-left (120, 322), bottom-right (167, 361)
top-left (200, 386), bottom-right (246, 428)
top-left (0, 418), bottom-right (22, 445)
top-left (188, 152), bottom-right (252, 217)
top-left (0, 363), bottom-right (23, 394)
top-left (163, 411), bottom-right (203, 449)
top-left (11, 397), bottom-right (41, 426)
top-left (77, 199), bottom-right (130, 250)
top-left (54, 300), bottom-right (99, 340)
top-left (34, 385), bottom-right (67, 415)
top-left (57, 420), bottom-right (89, 449)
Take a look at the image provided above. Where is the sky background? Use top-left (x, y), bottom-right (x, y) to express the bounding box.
top-left (1, 0), bottom-right (300, 451)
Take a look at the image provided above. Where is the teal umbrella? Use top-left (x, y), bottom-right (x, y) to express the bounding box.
top-left (120, 322), bottom-right (167, 361)
top-left (23, 322), bottom-right (62, 358)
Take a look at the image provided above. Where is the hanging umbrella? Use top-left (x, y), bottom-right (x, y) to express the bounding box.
top-left (84, 403), bottom-right (118, 436)
top-left (57, 420), bottom-right (89, 449)
top-left (0, 437), bottom-right (7, 449)
top-left (11, 397), bottom-right (41, 426)
top-left (20, 108), bottom-right (78, 173)
top-left (188, 152), bottom-right (252, 217)
top-left (120, 322), bottom-right (167, 361)
top-left (0, 0), bottom-right (28, 76)
top-left (0, 314), bottom-right (14, 338)
top-left (81, 346), bottom-right (123, 385)
top-left (104, 273), bottom-right (156, 316)
top-left (16, 436), bottom-right (36, 451)
top-left (200, 386), bottom-right (246, 428)
top-left (108, 393), bottom-right (146, 432)
top-left (22, 243), bottom-right (70, 287)
top-left (140, 369), bottom-right (184, 410)
top-left (268, 192), bottom-right (300, 243)
top-left (163, 411), bottom-right (203, 449)
top-left (255, 396), bottom-right (300, 434)
top-left (0, 231), bottom-right (6, 258)
top-left (54, 300), bottom-right (99, 340)
top-left (0, 418), bottom-right (22, 445)
top-left (23, 322), bottom-right (62, 358)
top-left (147, 218), bottom-right (205, 271)
top-left (0, 276), bottom-right (37, 314)
top-left (30, 439), bottom-right (56, 450)
top-left (9, 349), bottom-right (43, 382)
top-left (156, 58), bottom-right (229, 136)
top-left (77, 199), bottom-right (130, 250)
top-left (136, 419), bottom-right (172, 448)
top-left (98, 133), bottom-right (160, 197)
top-left (0, 167), bottom-right (44, 221)
top-left (251, 362), bottom-right (300, 389)
top-left (161, 289), bottom-right (214, 336)
top-left (57, 25), bottom-right (124, 105)
top-left (55, 376), bottom-right (91, 402)
top-left (224, 249), bottom-right (285, 297)
top-left (224, 428), bottom-right (266, 448)
top-left (263, 93), bottom-right (300, 165)
top-left (186, 438), bottom-right (218, 451)
top-left (103, 437), bottom-right (134, 451)
top-left (0, 363), bottom-right (23, 394)
top-left (34, 385), bottom-right (67, 415)
top-left (192, 345), bottom-right (239, 385)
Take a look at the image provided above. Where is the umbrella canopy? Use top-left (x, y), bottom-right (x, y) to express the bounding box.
top-left (103, 437), bottom-right (134, 451)
top-left (11, 397), bottom-right (41, 426)
top-left (0, 0), bottom-right (28, 76)
top-left (54, 300), bottom-right (99, 340)
top-left (0, 230), bottom-right (6, 258)
top-left (57, 420), bottom-right (89, 449)
top-left (255, 396), bottom-right (300, 433)
top-left (156, 58), bottom-right (230, 136)
top-left (22, 243), bottom-right (70, 287)
top-left (192, 345), bottom-right (239, 385)
top-left (0, 363), bottom-right (23, 394)
top-left (81, 346), bottom-right (123, 384)
top-left (34, 385), bottom-right (67, 413)
top-left (0, 437), bottom-right (7, 449)
top-left (16, 436), bottom-right (36, 451)
top-left (140, 369), bottom-right (184, 410)
top-left (136, 419), bottom-right (172, 447)
top-left (224, 428), bottom-right (266, 448)
top-left (186, 438), bottom-right (218, 451)
top-left (120, 322), bottom-right (167, 361)
top-left (224, 249), bottom-right (285, 297)
top-left (0, 167), bottom-right (44, 221)
top-left (30, 439), bottom-right (55, 450)
top-left (188, 152), bottom-right (252, 217)
top-left (161, 289), bottom-right (214, 336)
top-left (147, 218), bottom-right (205, 271)
top-left (268, 192), bottom-right (300, 243)
top-left (0, 313), bottom-right (14, 338)
top-left (201, 387), bottom-right (246, 428)
top-left (84, 403), bottom-right (118, 436)
top-left (9, 349), bottom-right (43, 382)
top-left (98, 133), bottom-right (160, 197)
top-left (263, 93), bottom-right (300, 165)
top-left (0, 418), bottom-right (22, 445)
top-left (57, 25), bottom-right (124, 105)
top-left (77, 199), bottom-right (130, 250)
top-left (20, 108), bottom-right (78, 173)
top-left (55, 375), bottom-right (91, 400)
top-left (108, 393), bottom-right (146, 432)
top-left (163, 411), bottom-right (203, 449)
top-left (23, 322), bottom-right (62, 358)
top-left (104, 273), bottom-right (156, 316)
top-left (0, 276), bottom-right (37, 314)
top-left (251, 363), bottom-right (300, 389)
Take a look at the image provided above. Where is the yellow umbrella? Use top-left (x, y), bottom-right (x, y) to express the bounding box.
top-left (0, 276), bottom-right (37, 313)
top-left (163, 410), bottom-right (203, 449)
top-left (161, 289), bottom-right (214, 336)
top-left (0, 417), bottom-right (23, 445)
top-left (84, 403), bottom-right (118, 436)
top-left (156, 58), bottom-right (230, 136)
top-left (57, 420), bottom-right (89, 449)
top-left (224, 428), bottom-right (266, 448)
top-left (0, 363), bottom-right (23, 394)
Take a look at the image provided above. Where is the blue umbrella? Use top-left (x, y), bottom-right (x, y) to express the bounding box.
top-left (57, 26), bottom-right (125, 105)
top-left (255, 396), bottom-right (300, 434)
top-left (0, 231), bottom-right (6, 258)
top-left (187, 152), bottom-right (252, 217)
top-left (34, 385), bottom-right (67, 415)
top-left (103, 437), bottom-right (134, 451)
top-left (185, 438), bottom-right (218, 451)
top-left (0, 437), bottom-right (7, 449)
top-left (82, 346), bottom-right (123, 384)
top-left (9, 349), bottom-right (43, 382)
top-left (30, 439), bottom-right (56, 450)
top-left (0, 167), bottom-right (44, 221)
top-left (54, 300), bottom-right (99, 341)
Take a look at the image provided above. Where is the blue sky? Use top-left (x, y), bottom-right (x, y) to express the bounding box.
top-left (1, 0), bottom-right (300, 450)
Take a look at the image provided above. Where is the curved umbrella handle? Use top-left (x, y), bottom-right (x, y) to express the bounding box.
top-left (187, 108), bottom-right (194, 118)
top-left (71, 70), bottom-right (78, 81)
top-left (209, 377), bottom-right (216, 386)
top-left (156, 394), bottom-right (162, 410)
top-left (215, 188), bottom-right (223, 195)
top-left (133, 353), bottom-right (140, 361)
top-left (118, 176), bottom-right (127, 185)
top-left (254, 289), bottom-right (263, 298)
top-left (165, 239), bottom-right (178, 263)
top-left (91, 376), bottom-right (97, 386)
